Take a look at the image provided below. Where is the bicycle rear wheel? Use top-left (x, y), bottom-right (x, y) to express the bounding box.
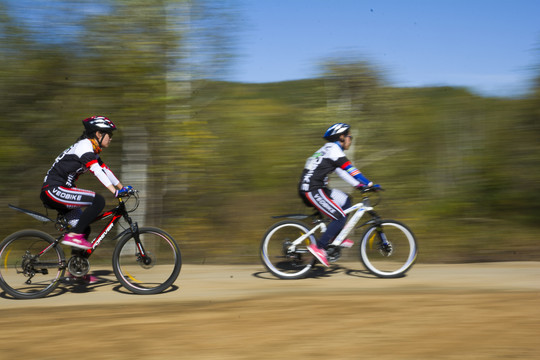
top-left (0, 230), bottom-right (65, 299)
top-left (260, 220), bottom-right (316, 279)
top-left (359, 220), bottom-right (417, 278)
top-left (112, 227), bottom-right (181, 294)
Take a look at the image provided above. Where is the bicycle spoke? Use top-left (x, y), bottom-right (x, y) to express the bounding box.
top-left (360, 221), bottom-right (417, 278)
top-left (113, 227), bottom-right (181, 294)
top-left (0, 230), bottom-right (65, 299)
top-left (260, 221), bottom-right (316, 279)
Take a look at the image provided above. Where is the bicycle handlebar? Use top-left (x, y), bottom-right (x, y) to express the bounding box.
top-left (126, 188), bottom-right (139, 196)
top-left (118, 188), bottom-right (140, 213)
top-left (117, 187), bottom-right (138, 199)
top-left (359, 185), bottom-right (384, 194)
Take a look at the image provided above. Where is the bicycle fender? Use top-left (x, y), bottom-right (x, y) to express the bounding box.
top-left (8, 204), bottom-right (54, 223)
top-left (272, 214), bottom-right (310, 220)
top-left (272, 211), bottom-right (321, 220)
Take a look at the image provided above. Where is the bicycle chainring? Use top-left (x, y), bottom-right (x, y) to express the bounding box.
top-left (326, 246), bottom-right (342, 262)
top-left (67, 256), bottom-right (90, 276)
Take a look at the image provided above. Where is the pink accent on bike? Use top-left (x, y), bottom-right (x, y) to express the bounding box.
top-left (340, 239), bottom-right (354, 248)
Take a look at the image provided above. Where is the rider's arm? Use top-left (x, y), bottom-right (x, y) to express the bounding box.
top-left (335, 168), bottom-right (361, 187)
top-left (87, 160), bottom-right (124, 194)
top-left (100, 161), bottom-right (124, 190)
top-left (336, 160), bottom-right (373, 188)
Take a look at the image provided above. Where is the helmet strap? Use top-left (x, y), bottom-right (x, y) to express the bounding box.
top-left (95, 131), bottom-right (108, 149)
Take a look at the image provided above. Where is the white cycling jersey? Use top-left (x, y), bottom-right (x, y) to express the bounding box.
top-left (298, 142), bottom-right (370, 192)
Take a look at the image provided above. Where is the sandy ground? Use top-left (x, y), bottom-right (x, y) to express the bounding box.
top-left (0, 261), bottom-right (539, 359)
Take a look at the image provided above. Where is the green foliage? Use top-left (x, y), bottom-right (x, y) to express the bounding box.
top-left (1, 1), bottom-right (539, 264)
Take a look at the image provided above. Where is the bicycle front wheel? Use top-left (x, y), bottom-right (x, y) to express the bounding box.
top-left (112, 227), bottom-right (181, 294)
top-left (0, 230), bottom-right (65, 299)
top-left (260, 220), bottom-right (317, 279)
top-left (359, 220), bottom-right (417, 278)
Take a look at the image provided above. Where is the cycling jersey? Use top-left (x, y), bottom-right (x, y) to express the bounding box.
top-left (298, 141), bottom-right (371, 249)
top-left (298, 142), bottom-right (370, 192)
top-left (41, 138), bottom-right (116, 234)
top-left (42, 138), bottom-right (120, 190)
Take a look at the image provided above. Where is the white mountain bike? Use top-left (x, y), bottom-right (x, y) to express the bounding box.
top-left (260, 187), bottom-right (417, 279)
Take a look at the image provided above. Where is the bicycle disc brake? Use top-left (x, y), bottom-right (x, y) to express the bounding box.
top-left (378, 241), bottom-right (394, 257)
top-left (137, 251), bottom-right (154, 269)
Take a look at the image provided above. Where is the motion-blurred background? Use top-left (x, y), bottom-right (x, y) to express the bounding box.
top-left (1, 0), bottom-right (539, 264)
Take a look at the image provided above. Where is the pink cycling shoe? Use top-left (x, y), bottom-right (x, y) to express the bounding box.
top-left (61, 233), bottom-right (93, 250)
top-left (66, 273), bottom-right (99, 284)
top-left (307, 244), bottom-right (329, 267)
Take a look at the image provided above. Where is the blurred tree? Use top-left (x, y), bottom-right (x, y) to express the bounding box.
top-left (1, 1), bottom-right (539, 263)
top-left (321, 59), bottom-right (383, 120)
top-left (318, 59), bottom-right (385, 191)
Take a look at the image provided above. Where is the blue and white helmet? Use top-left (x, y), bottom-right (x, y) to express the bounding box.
top-left (323, 123), bottom-right (350, 141)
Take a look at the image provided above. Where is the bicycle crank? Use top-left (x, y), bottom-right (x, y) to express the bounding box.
top-left (326, 246), bottom-right (342, 262)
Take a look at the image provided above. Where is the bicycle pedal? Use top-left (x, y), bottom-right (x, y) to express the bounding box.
top-left (326, 246), bottom-right (342, 262)
top-left (61, 276), bottom-right (75, 284)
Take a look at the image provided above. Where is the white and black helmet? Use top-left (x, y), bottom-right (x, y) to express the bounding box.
top-left (82, 116), bottom-right (117, 134)
top-left (323, 123), bottom-right (350, 141)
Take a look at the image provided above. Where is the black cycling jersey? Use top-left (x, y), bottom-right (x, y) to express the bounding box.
top-left (42, 138), bottom-right (119, 190)
top-left (40, 138), bottom-right (119, 234)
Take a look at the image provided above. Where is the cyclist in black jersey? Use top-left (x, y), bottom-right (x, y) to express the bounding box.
top-left (298, 123), bottom-right (378, 266)
top-left (41, 116), bottom-right (132, 261)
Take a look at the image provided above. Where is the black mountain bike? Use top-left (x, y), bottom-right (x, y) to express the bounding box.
top-left (0, 189), bottom-right (181, 299)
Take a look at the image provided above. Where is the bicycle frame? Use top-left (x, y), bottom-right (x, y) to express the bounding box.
top-left (288, 198), bottom-right (377, 250)
top-left (75, 196), bottom-right (147, 260)
top-left (9, 195), bottom-right (142, 259)
top-left (84, 200), bottom-right (131, 253)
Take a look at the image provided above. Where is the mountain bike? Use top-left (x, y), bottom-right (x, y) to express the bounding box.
top-left (0, 189), bottom-right (181, 299)
top-left (260, 187), bottom-right (417, 279)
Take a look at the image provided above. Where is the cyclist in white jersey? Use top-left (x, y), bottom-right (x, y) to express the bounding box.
top-left (298, 123), bottom-right (378, 266)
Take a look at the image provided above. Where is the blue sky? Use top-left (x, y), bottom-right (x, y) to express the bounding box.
top-left (3, 0), bottom-right (539, 97)
top-left (228, 0), bottom-right (540, 97)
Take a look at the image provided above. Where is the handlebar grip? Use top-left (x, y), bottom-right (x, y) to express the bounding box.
top-left (361, 186), bottom-right (383, 193)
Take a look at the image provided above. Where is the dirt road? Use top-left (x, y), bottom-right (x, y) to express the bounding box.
top-left (1, 262), bottom-right (539, 359)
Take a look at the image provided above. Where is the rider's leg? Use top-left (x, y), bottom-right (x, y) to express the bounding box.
top-left (64, 193), bottom-right (104, 249)
top-left (70, 193), bottom-right (104, 234)
top-left (328, 189), bottom-right (353, 247)
top-left (302, 188), bottom-right (350, 248)
top-left (41, 187), bottom-right (105, 249)
top-left (319, 216), bottom-right (346, 248)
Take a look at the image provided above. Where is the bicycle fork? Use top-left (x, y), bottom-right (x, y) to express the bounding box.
top-left (125, 217), bottom-right (152, 266)
top-left (368, 221), bottom-right (393, 257)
